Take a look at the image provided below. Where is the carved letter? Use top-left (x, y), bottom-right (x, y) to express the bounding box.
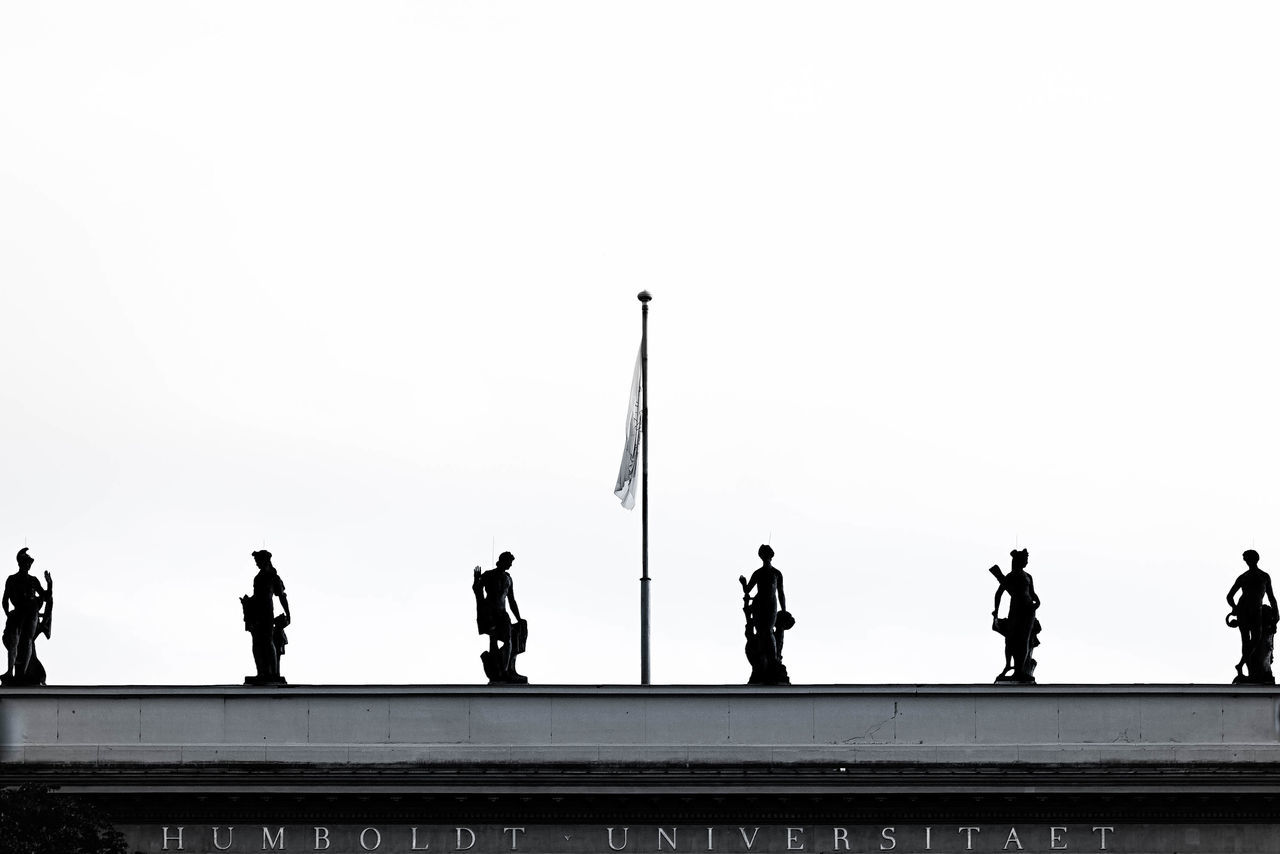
top-left (163, 828), bottom-right (185, 851)
top-left (213, 829), bottom-right (235, 852)
top-left (263, 829), bottom-right (285, 851)
top-left (506, 829), bottom-right (526, 851)
top-left (411, 829), bottom-right (429, 851)
top-left (958, 829), bottom-right (981, 851)
top-left (1004, 830), bottom-right (1022, 851)
top-left (787, 829), bottom-right (805, 851)
top-left (658, 829), bottom-right (678, 852)
top-left (881, 829), bottom-right (896, 851)
top-left (738, 830), bottom-right (759, 851)
top-left (833, 829), bottom-right (850, 851)
top-left (455, 829), bottom-right (476, 851)
top-left (315, 829), bottom-right (330, 851)
top-left (925, 829), bottom-right (932, 851)
top-left (707, 829), bottom-right (714, 851)
top-left (361, 829), bottom-right (382, 851)
top-left (1092, 828), bottom-right (1113, 851)
top-left (608, 828), bottom-right (629, 851)
top-left (1050, 829), bottom-right (1067, 851)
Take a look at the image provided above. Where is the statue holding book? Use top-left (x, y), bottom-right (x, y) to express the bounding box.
top-left (240, 550), bottom-right (291, 686)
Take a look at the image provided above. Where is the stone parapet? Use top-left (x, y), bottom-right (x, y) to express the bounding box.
top-left (3, 685), bottom-right (1278, 794)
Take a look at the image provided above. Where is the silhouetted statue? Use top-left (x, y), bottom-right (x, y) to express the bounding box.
top-left (2, 549), bottom-right (53, 687)
top-left (739, 544), bottom-right (793, 685)
top-left (473, 551), bottom-right (527, 684)
top-left (1226, 549), bottom-right (1278, 685)
top-left (240, 550), bottom-right (291, 685)
top-left (990, 548), bottom-right (1041, 683)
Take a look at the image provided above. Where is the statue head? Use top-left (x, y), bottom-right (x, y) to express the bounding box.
top-left (252, 550), bottom-right (274, 571)
top-left (1010, 549), bottom-right (1029, 571)
top-left (1244, 549), bottom-right (1261, 568)
top-left (15, 548), bottom-right (33, 572)
top-left (758, 544), bottom-right (774, 563)
top-left (497, 551), bottom-right (515, 570)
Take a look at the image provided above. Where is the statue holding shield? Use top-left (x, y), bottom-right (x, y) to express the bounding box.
top-left (2, 548), bottom-right (53, 687)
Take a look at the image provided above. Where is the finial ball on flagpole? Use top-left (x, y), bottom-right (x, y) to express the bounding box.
top-left (637, 291), bottom-right (652, 303)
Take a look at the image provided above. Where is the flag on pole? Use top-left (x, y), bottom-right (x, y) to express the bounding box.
top-left (614, 345), bottom-right (643, 509)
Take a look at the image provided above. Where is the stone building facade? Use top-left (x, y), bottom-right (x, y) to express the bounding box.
top-left (3, 685), bottom-right (1279, 853)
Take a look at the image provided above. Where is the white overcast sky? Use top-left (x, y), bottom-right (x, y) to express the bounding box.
top-left (2, 3), bottom-right (1279, 686)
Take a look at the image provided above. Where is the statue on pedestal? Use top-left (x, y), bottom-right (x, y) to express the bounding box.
top-left (473, 551), bottom-right (527, 684)
top-left (1226, 549), bottom-right (1278, 685)
top-left (990, 548), bottom-right (1041, 684)
top-left (240, 550), bottom-right (290, 685)
top-left (740, 544), bottom-right (793, 685)
top-left (2, 549), bottom-right (53, 687)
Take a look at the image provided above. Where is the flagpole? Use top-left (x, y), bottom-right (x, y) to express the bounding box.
top-left (638, 290), bottom-right (652, 685)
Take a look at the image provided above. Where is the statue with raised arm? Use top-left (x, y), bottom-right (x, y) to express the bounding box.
top-left (739, 544), bottom-right (793, 685)
top-left (240, 550), bottom-right (291, 685)
top-left (2, 548), bottom-right (53, 687)
top-left (989, 548), bottom-right (1041, 683)
top-left (473, 551), bottom-right (527, 684)
top-left (1226, 549), bottom-right (1278, 685)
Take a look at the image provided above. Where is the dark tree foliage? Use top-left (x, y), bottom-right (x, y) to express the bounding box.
top-left (0, 785), bottom-right (127, 854)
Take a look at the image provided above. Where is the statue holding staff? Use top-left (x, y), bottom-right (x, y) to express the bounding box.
top-left (1226, 549), bottom-right (1278, 684)
top-left (2, 548), bottom-right (53, 687)
top-left (989, 548), bottom-right (1041, 683)
top-left (739, 544), bottom-right (793, 685)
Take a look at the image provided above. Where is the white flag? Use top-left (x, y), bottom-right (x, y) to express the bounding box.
top-left (614, 346), bottom-right (643, 509)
